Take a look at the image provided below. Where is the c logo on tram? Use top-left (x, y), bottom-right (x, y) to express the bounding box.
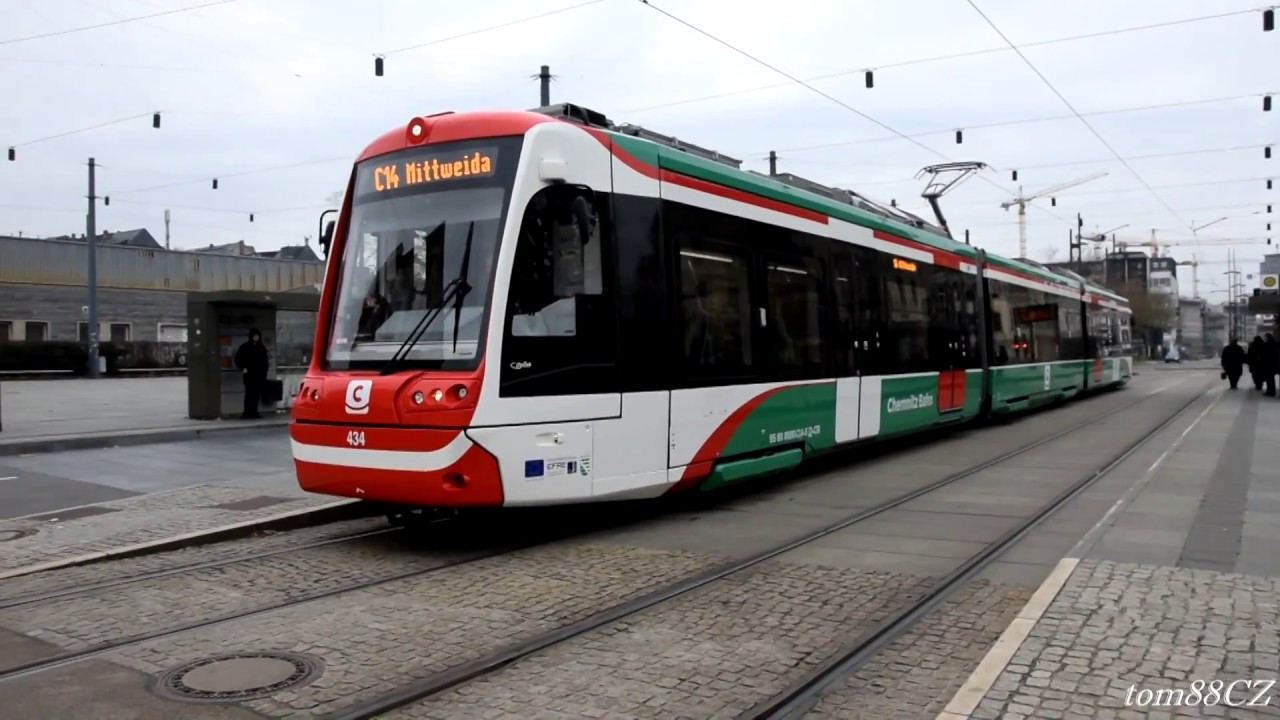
top-left (345, 379), bottom-right (372, 415)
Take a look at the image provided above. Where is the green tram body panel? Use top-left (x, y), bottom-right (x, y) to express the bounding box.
top-left (692, 361), bottom-right (1131, 493)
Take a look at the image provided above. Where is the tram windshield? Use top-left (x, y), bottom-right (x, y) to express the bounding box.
top-left (324, 140), bottom-right (519, 370)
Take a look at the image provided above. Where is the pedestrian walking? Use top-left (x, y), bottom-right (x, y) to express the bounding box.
top-left (1263, 333), bottom-right (1278, 397)
top-left (1221, 337), bottom-right (1246, 390)
top-left (1248, 336), bottom-right (1265, 390)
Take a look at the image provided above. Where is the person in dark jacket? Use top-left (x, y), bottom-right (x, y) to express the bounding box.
top-left (1221, 337), bottom-right (1246, 390)
top-left (1264, 333), bottom-right (1279, 397)
top-left (1248, 336), bottom-right (1265, 390)
top-left (234, 328), bottom-right (270, 418)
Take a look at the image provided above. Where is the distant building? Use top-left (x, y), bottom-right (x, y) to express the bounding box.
top-left (46, 228), bottom-right (162, 249)
top-left (1248, 253), bottom-right (1280, 335)
top-left (1047, 251), bottom-right (1158, 292)
top-left (1149, 256), bottom-right (1178, 298)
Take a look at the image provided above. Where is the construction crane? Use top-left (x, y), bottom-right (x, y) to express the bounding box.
top-left (1000, 171), bottom-right (1109, 258)
top-left (1176, 256), bottom-right (1200, 299)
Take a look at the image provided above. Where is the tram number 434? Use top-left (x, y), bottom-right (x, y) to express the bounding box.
top-left (346, 430), bottom-right (367, 447)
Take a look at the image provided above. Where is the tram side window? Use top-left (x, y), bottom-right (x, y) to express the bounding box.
top-left (677, 238), bottom-right (753, 376)
top-left (1055, 295), bottom-right (1084, 361)
top-left (765, 256), bottom-right (823, 377)
top-left (882, 258), bottom-right (931, 373)
top-left (947, 270), bottom-right (983, 366)
top-left (987, 280), bottom-right (1014, 366)
top-left (506, 187), bottom-right (605, 338)
top-left (928, 267), bottom-right (956, 365)
top-left (832, 250), bottom-right (857, 375)
top-left (500, 186), bottom-right (616, 396)
top-left (1025, 288), bottom-right (1061, 363)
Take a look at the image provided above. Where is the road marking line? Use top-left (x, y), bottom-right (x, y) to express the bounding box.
top-left (0, 476), bottom-right (17, 481)
top-left (0, 498), bottom-right (358, 581)
top-left (938, 383), bottom-right (1221, 719)
top-left (1069, 385), bottom-right (1222, 558)
top-left (938, 557), bottom-right (1079, 719)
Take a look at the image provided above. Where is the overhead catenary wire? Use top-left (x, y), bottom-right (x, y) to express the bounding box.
top-left (0, 0), bottom-right (240, 46)
top-left (6, 111), bottom-right (161, 156)
top-left (374, 0), bottom-right (605, 75)
top-left (4, 3), bottom-right (1260, 257)
top-left (963, 0), bottom-right (1190, 231)
top-left (751, 92), bottom-right (1275, 156)
top-left (635, 0), bottom-right (1074, 229)
top-left (110, 155), bottom-right (351, 196)
top-left (835, 143), bottom-right (1277, 188)
top-left (622, 6), bottom-right (1268, 115)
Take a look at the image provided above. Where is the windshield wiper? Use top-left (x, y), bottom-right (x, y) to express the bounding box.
top-left (451, 221), bottom-right (475, 353)
top-left (379, 220), bottom-right (476, 375)
top-left (378, 276), bottom-right (465, 376)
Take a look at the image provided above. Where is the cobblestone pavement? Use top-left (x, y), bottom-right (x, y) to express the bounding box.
top-left (76, 541), bottom-right (727, 717)
top-left (0, 484), bottom-right (347, 572)
top-left (0, 515), bottom-right (386, 602)
top-left (0, 527), bottom-right (458, 656)
top-left (969, 559), bottom-right (1280, 720)
top-left (805, 580), bottom-right (1036, 720)
top-left (387, 561), bottom-right (935, 720)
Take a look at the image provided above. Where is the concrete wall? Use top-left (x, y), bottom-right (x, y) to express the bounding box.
top-left (0, 283), bottom-right (188, 342)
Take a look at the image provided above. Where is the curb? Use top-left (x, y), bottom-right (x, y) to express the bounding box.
top-left (937, 557), bottom-right (1080, 719)
top-left (0, 497), bottom-right (372, 581)
top-left (0, 418), bottom-right (291, 456)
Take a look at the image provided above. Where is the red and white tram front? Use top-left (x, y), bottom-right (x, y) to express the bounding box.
top-left (290, 115), bottom-right (609, 510)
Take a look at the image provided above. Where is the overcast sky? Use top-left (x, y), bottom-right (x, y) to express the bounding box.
top-left (1, 0), bottom-right (1274, 297)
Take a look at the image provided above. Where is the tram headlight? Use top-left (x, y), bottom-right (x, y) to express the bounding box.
top-left (412, 390), bottom-right (424, 404)
top-left (431, 388), bottom-right (444, 402)
top-left (453, 385), bottom-right (467, 399)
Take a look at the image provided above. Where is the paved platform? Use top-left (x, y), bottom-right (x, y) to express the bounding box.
top-left (941, 384), bottom-right (1280, 719)
top-left (0, 369), bottom-right (1258, 719)
top-left (0, 377), bottom-right (287, 456)
top-left (0, 421), bottom-right (349, 577)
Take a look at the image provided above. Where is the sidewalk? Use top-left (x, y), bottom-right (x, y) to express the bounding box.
top-left (0, 483), bottom-right (358, 580)
top-left (940, 386), bottom-right (1280, 719)
top-left (0, 376), bottom-right (288, 456)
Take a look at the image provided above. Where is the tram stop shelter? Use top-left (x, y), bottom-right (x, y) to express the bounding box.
top-left (1248, 290), bottom-right (1280, 335)
top-left (186, 290), bottom-right (320, 420)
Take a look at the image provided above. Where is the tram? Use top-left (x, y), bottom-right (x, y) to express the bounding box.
top-left (288, 102), bottom-right (1133, 510)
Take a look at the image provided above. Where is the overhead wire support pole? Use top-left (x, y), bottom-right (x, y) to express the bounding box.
top-left (86, 158), bottom-right (99, 379)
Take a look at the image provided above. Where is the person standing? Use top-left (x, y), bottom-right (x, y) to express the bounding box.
top-left (1248, 336), bottom-right (1264, 390)
top-left (1221, 337), bottom-right (1246, 390)
top-left (1264, 333), bottom-right (1279, 397)
top-left (234, 327), bottom-right (270, 418)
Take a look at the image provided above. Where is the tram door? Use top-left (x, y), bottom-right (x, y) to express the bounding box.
top-left (832, 246), bottom-right (883, 441)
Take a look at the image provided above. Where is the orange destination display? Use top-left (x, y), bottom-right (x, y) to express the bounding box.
top-left (356, 145), bottom-right (499, 196)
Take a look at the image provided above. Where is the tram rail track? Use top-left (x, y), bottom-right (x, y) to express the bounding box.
top-left (0, 502), bottom-right (669, 682)
top-left (325, 378), bottom-right (1211, 720)
top-left (741, 386), bottom-right (1212, 719)
top-left (0, 375), bottom-right (1196, 709)
top-left (0, 522), bottom-right (404, 610)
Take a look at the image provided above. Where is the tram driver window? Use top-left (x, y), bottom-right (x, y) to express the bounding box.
top-left (506, 186), bottom-right (604, 338)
